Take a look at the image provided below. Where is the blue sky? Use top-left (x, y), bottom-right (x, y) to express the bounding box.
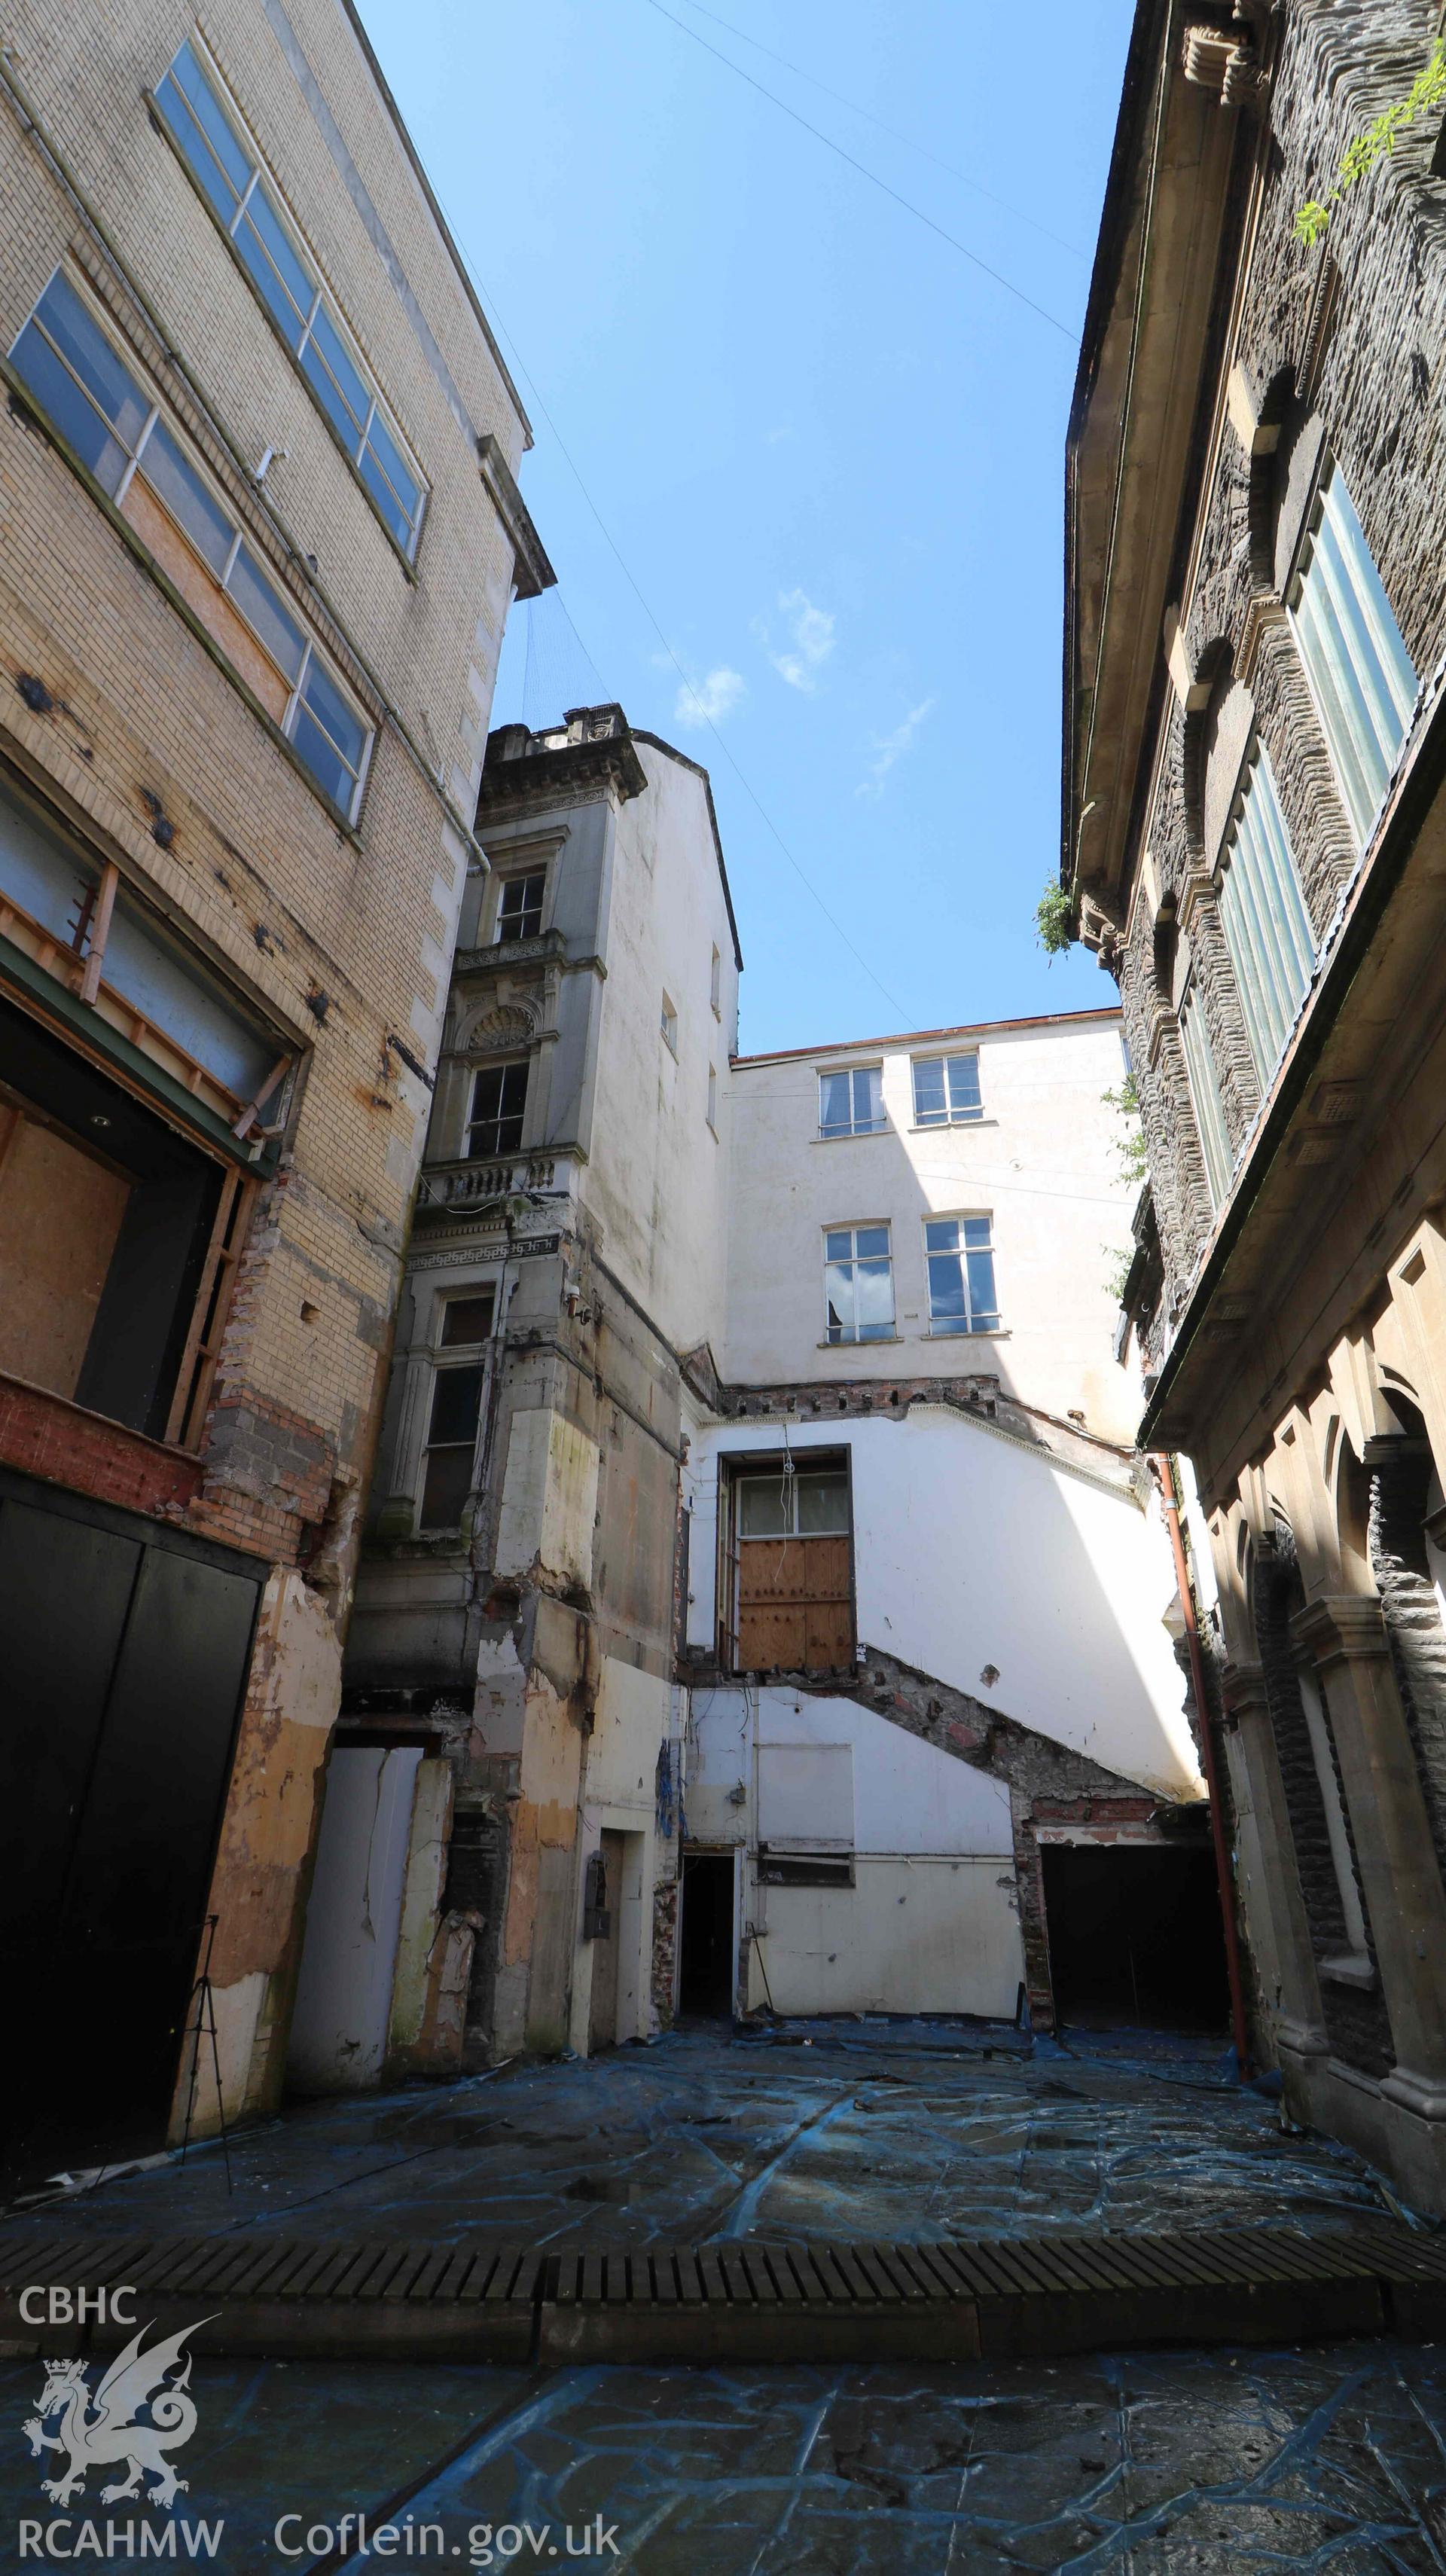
top-left (356, 0), bottom-right (1136, 1054)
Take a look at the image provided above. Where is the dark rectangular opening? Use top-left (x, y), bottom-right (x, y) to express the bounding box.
top-left (1042, 1843), bottom-right (1229, 2031)
top-left (679, 1851), bottom-right (736, 2018)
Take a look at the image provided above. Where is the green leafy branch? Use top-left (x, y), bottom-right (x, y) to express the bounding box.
top-left (1036, 878), bottom-right (1078, 958)
top-left (1296, 37), bottom-right (1446, 244)
top-left (1103, 1073), bottom-right (1149, 1189)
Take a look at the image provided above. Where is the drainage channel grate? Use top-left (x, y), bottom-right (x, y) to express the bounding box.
top-left (3, 2219), bottom-right (1444, 2365)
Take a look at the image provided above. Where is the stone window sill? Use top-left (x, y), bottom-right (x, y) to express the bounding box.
top-left (1319, 1952), bottom-right (1377, 1993)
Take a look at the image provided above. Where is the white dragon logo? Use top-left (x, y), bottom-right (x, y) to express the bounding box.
top-left (23, 2318), bottom-right (215, 2510)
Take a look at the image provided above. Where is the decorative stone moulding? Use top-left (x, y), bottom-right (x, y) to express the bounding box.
top-left (1182, 5), bottom-right (1270, 107)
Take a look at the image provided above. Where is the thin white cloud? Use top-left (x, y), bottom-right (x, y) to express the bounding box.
top-left (856, 697), bottom-right (936, 799)
top-left (674, 666), bottom-right (746, 728)
top-left (757, 588), bottom-right (836, 694)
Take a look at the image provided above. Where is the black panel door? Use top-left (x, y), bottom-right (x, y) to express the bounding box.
top-left (0, 1476), bottom-right (260, 2187)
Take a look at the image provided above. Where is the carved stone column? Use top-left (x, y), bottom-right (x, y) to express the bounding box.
top-left (1221, 1658), bottom-right (1329, 2062)
top-left (1292, 1595), bottom-right (1446, 2116)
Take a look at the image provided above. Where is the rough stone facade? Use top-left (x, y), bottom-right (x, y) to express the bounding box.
top-left (1068, 0), bottom-right (1446, 2209)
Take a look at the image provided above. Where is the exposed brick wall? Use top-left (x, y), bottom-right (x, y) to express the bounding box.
top-left (820, 1641), bottom-right (1182, 2034)
top-left (651, 1877), bottom-right (679, 2031)
top-left (0, 1371), bottom-right (203, 1521)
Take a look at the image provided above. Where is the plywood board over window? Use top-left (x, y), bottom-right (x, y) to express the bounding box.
top-left (728, 1458), bottom-right (854, 1673)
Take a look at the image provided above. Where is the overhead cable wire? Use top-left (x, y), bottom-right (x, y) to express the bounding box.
top-left (424, 221), bottom-right (921, 1023)
top-left (673, 0), bottom-right (1088, 263)
top-left (639, 0), bottom-right (1078, 342)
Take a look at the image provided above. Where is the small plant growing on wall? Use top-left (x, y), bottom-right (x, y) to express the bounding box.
top-left (1296, 37), bottom-right (1446, 243)
top-left (1036, 877), bottom-right (1077, 958)
top-left (1102, 1073), bottom-right (1149, 1189)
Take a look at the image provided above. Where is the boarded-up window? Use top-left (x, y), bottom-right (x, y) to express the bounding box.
top-left (758, 1741), bottom-right (854, 1853)
top-left (730, 1462), bottom-right (853, 1673)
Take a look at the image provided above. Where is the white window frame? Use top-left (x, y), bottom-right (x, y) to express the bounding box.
top-left (1178, 973), bottom-right (1232, 1210)
top-left (661, 992), bottom-right (679, 1055)
top-left (11, 267), bottom-right (374, 822)
top-left (911, 1050), bottom-right (983, 1128)
top-left (416, 1293), bottom-right (494, 1531)
top-left (154, 35), bottom-right (428, 561)
top-left (923, 1212), bottom-right (1000, 1337)
top-left (819, 1064), bottom-right (885, 1140)
top-left (1287, 456), bottom-right (1417, 848)
top-left (492, 867), bottom-right (548, 945)
top-left (822, 1222), bottom-right (895, 1344)
top-left (1215, 740), bottom-right (1315, 1087)
top-left (706, 1064), bottom-right (718, 1132)
top-left (710, 944), bottom-right (721, 1016)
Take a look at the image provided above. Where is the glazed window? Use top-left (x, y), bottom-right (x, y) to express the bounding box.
top-left (710, 945), bottom-right (721, 1015)
top-left (661, 993), bottom-right (679, 1054)
top-left (924, 1215), bottom-right (999, 1335)
top-left (1215, 744), bottom-right (1315, 1085)
top-left (494, 871), bottom-right (545, 943)
top-left (154, 38), bottom-right (427, 558)
top-left (819, 1065), bottom-right (884, 1139)
top-left (823, 1224), bottom-right (893, 1343)
top-left (11, 271), bottom-right (371, 819)
top-left (1179, 976), bottom-right (1231, 1208)
top-left (439, 1290), bottom-right (496, 1347)
top-left (1288, 459), bottom-right (1417, 847)
top-left (912, 1051), bottom-right (982, 1127)
top-left (707, 1064), bottom-right (718, 1131)
top-left (419, 1362), bottom-right (484, 1529)
top-left (468, 1061), bottom-right (527, 1158)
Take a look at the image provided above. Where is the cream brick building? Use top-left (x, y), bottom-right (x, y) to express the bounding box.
top-left (0, 0), bottom-right (550, 2183)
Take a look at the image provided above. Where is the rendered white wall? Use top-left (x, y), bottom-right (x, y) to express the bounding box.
top-left (288, 1747), bottom-right (422, 2093)
top-left (687, 1414), bottom-right (1201, 1797)
top-left (582, 740), bottom-right (737, 1360)
top-left (687, 1683), bottom-right (1022, 2020)
top-left (724, 1014), bottom-right (1142, 1442)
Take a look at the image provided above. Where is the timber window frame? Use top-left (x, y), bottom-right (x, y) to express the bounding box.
top-left (1178, 972), bottom-right (1232, 1208)
top-left (1286, 456), bottom-right (1417, 847)
top-left (923, 1213), bottom-right (1000, 1336)
top-left (10, 268), bottom-right (373, 823)
top-left (716, 1449), bottom-right (856, 1676)
top-left (152, 35), bottom-right (429, 563)
top-left (911, 1049), bottom-right (983, 1128)
top-left (819, 1064), bottom-right (885, 1139)
top-left (467, 1060), bottom-right (528, 1160)
top-left (416, 1287), bottom-right (496, 1532)
top-left (492, 868), bottom-right (546, 945)
top-left (1214, 741), bottom-right (1315, 1088)
top-left (823, 1222), bottom-right (895, 1344)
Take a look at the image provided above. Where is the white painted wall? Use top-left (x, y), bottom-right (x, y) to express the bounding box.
top-left (582, 739), bottom-right (737, 1361)
top-left (724, 1013), bottom-right (1142, 1441)
top-left (288, 1747), bottom-right (422, 2092)
top-left (685, 1683), bottom-right (1023, 2017)
top-left (686, 1412), bottom-right (1201, 1798)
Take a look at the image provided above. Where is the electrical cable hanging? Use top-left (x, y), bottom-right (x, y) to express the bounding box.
top-left (416, 186), bottom-right (923, 1028)
top-left (639, 0), bottom-right (1078, 340)
top-left (672, 0), bottom-right (1089, 264)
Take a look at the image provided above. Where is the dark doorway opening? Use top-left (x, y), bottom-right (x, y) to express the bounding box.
top-left (0, 1467), bottom-right (261, 2193)
top-left (679, 1851), bottom-right (736, 2018)
top-left (1042, 1844), bottom-right (1229, 2031)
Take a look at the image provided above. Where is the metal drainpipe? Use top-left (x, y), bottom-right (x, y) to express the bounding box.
top-left (1152, 1453), bottom-right (1252, 2080)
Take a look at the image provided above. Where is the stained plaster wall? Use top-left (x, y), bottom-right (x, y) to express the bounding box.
top-left (724, 1014), bottom-right (1142, 1441)
top-left (686, 1412), bottom-right (1200, 1799)
top-left (685, 1680), bottom-right (1023, 2018)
